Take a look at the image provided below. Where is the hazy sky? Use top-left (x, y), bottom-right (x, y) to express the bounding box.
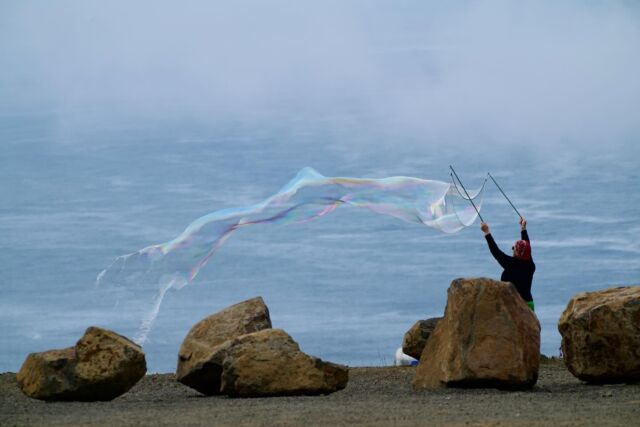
top-left (1, 1), bottom-right (639, 148)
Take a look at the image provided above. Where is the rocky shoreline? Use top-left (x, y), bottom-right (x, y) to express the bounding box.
top-left (2, 359), bottom-right (640, 427)
top-left (6, 282), bottom-right (639, 426)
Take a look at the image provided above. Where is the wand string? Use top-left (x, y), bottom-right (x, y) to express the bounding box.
top-left (449, 165), bottom-right (484, 223)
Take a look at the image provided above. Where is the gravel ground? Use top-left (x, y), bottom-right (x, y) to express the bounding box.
top-left (2, 359), bottom-right (639, 427)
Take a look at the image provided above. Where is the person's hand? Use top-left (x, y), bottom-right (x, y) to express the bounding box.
top-left (480, 222), bottom-right (490, 235)
top-left (519, 217), bottom-right (527, 230)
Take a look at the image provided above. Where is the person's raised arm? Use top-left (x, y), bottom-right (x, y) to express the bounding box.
top-left (520, 217), bottom-right (529, 242)
top-left (481, 222), bottom-right (511, 268)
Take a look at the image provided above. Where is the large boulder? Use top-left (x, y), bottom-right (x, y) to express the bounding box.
top-left (413, 278), bottom-right (540, 390)
top-left (213, 329), bottom-right (348, 397)
top-left (17, 327), bottom-right (146, 401)
top-left (558, 286), bottom-right (640, 383)
top-left (176, 296), bottom-right (272, 395)
top-left (402, 317), bottom-right (442, 360)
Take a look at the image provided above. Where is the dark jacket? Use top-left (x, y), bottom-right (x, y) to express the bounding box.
top-left (484, 229), bottom-right (535, 302)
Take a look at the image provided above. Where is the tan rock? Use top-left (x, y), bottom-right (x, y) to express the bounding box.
top-left (558, 286), bottom-right (640, 383)
top-left (176, 296), bottom-right (272, 395)
top-left (213, 328), bottom-right (348, 397)
top-left (16, 348), bottom-right (77, 400)
top-left (413, 278), bottom-right (540, 390)
top-left (402, 317), bottom-right (441, 360)
top-left (16, 327), bottom-right (146, 401)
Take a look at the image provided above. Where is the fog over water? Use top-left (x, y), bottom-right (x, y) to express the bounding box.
top-left (2, 1), bottom-right (639, 146)
top-left (1, 1), bottom-right (639, 372)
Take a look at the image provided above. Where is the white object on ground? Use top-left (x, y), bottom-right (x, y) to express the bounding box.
top-left (395, 347), bottom-right (418, 366)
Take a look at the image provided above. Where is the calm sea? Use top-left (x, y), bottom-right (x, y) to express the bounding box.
top-left (1, 112), bottom-right (639, 372)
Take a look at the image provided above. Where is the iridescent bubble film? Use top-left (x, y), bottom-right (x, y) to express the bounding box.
top-left (97, 167), bottom-right (486, 343)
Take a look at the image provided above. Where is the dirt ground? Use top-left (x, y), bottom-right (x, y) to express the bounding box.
top-left (2, 359), bottom-right (639, 427)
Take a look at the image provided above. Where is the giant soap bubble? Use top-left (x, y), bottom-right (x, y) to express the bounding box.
top-left (97, 167), bottom-right (486, 343)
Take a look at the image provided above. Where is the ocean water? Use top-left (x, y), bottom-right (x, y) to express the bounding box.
top-left (1, 112), bottom-right (639, 373)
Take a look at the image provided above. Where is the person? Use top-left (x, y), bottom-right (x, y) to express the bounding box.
top-left (480, 217), bottom-right (536, 311)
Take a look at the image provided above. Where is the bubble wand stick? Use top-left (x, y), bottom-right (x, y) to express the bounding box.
top-left (449, 165), bottom-right (484, 223)
top-left (488, 172), bottom-right (523, 219)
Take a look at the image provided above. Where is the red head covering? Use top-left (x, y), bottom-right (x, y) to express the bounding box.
top-left (514, 240), bottom-right (532, 261)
